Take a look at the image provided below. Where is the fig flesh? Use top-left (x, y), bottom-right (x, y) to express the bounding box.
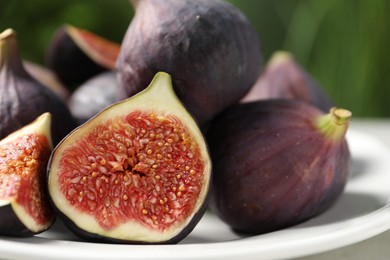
top-left (45, 24), bottom-right (120, 88)
top-left (68, 71), bottom-right (121, 125)
top-left (0, 113), bottom-right (54, 237)
top-left (117, 0), bottom-right (263, 125)
top-left (207, 99), bottom-right (351, 234)
top-left (242, 51), bottom-right (334, 112)
top-left (0, 29), bottom-right (77, 145)
top-left (47, 72), bottom-right (211, 244)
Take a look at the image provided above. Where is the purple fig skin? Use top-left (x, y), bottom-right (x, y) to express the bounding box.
top-left (45, 26), bottom-right (106, 89)
top-left (24, 61), bottom-right (70, 101)
top-left (0, 29), bottom-right (77, 145)
top-left (242, 51), bottom-right (334, 112)
top-left (207, 99), bottom-right (351, 234)
top-left (117, 0), bottom-right (263, 125)
top-left (68, 71), bottom-right (121, 125)
top-left (0, 205), bottom-right (35, 237)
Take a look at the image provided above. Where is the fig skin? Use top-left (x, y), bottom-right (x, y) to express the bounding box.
top-left (0, 113), bottom-right (55, 237)
top-left (0, 29), bottom-right (77, 145)
top-left (242, 51), bottom-right (334, 112)
top-left (45, 25), bottom-right (120, 89)
top-left (24, 61), bottom-right (70, 101)
top-left (47, 72), bottom-right (212, 244)
top-left (117, 0), bottom-right (263, 125)
top-left (207, 99), bottom-right (351, 234)
top-left (68, 71), bottom-right (121, 125)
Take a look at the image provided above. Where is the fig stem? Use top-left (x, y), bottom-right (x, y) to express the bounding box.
top-left (316, 107), bottom-right (352, 141)
top-left (0, 28), bottom-right (26, 73)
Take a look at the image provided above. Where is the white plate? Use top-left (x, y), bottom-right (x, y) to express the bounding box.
top-left (1, 130), bottom-right (390, 260)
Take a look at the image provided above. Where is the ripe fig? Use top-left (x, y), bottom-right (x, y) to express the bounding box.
top-left (207, 99), bottom-right (351, 234)
top-left (0, 113), bottom-right (54, 237)
top-left (47, 72), bottom-right (211, 244)
top-left (68, 71), bottom-right (121, 125)
top-left (242, 51), bottom-right (334, 112)
top-left (0, 28), bottom-right (77, 145)
top-left (45, 24), bottom-right (120, 88)
top-left (117, 0), bottom-right (263, 125)
top-left (24, 61), bottom-right (70, 101)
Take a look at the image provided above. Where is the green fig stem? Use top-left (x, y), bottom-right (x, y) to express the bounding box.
top-left (315, 107), bottom-right (352, 141)
top-left (0, 28), bottom-right (26, 74)
top-left (268, 51), bottom-right (294, 70)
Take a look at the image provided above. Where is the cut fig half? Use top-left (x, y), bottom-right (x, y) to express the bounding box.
top-left (47, 72), bottom-right (211, 244)
top-left (45, 24), bottom-right (120, 88)
top-left (0, 113), bottom-right (54, 237)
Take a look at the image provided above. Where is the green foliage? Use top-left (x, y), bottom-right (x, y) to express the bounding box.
top-left (0, 0), bottom-right (388, 117)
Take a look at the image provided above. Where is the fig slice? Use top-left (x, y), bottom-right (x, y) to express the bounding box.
top-left (47, 72), bottom-right (211, 244)
top-left (45, 24), bottom-right (120, 88)
top-left (207, 99), bottom-right (351, 234)
top-left (0, 113), bottom-right (54, 237)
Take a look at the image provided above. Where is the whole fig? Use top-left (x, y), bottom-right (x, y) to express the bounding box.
top-left (117, 0), bottom-right (263, 125)
top-left (68, 71), bottom-right (121, 125)
top-left (207, 99), bottom-right (351, 234)
top-left (0, 29), bottom-right (77, 145)
top-left (242, 51), bottom-right (334, 112)
top-left (47, 72), bottom-right (211, 244)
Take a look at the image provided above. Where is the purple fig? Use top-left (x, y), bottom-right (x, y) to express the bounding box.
top-left (0, 29), bottom-right (77, 145)
top-left (45, 25), bottom-right (120, 89)
top-left (116, 0), bottom-right (263, 125)
top-left (24, 61), bottom-right (70, 101)
top-left (207, 99), bottom-right (351, 234)
top-left (242, 51), bottom-right (334, 112)
top-left (68, 71), bottom-right (121, 125)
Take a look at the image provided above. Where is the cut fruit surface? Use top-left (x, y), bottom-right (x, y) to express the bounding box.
top-left (47, 72), bottom-right (211, 243)
top-left (0, 113), bottom-right (54, 236)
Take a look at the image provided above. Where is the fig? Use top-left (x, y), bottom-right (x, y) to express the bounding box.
top-left (207, 99), bottom-right (351, 234)
top-left (0, 28), bottom-right (77, 145)
top-left (47, 72), bottom-right (211, 244)
top-left (24, 61), bottom-right (70, 101)
top-left (45, 24), bottom-right (120, 88)
top-left (68, 71), bottom-right (121, 125)
top-left (117, 0), bottom-right (263, 125)
top-left (0, 113), bottom-right (54, 237)
top-left (242, 51), bottom-right (334, 112)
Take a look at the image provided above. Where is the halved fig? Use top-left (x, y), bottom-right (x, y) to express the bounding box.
top-left (207, 99), bottom-right (351, 234)
top-left (0, 113), bottom-right (54, 237)
top-left (47, 72), bottom-right (211, 244)
top-left (24, 61), bottom-right (70, 101)
top-left (45, 24), bottom-right (120, 88)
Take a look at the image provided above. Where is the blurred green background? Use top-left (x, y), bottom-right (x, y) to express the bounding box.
top-left (1, 0), bottom-right (389, 117)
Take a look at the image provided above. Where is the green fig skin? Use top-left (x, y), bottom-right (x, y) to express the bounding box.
top-left (207, 99), bottom-right (351, 234)
top-left (242, 51), bottom-right (334, 112)
top-left (117, 0), bottom-right (263, 126)
top-left (0, 29), bottom-right (77, 145)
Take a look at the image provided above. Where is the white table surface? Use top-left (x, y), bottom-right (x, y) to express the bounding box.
top-left (297, 118), bottom-right (390, 260)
